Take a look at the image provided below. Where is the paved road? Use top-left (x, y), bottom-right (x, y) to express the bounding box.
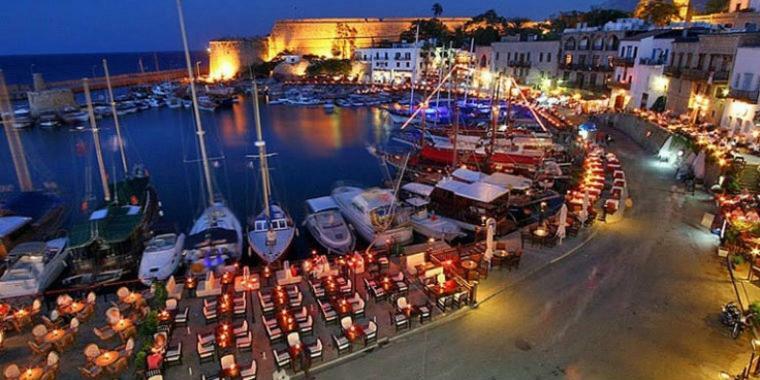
top-left (318, 127), bottom-right (751, 379)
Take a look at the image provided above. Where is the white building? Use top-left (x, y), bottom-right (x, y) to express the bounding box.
top-left (355, 43), bottom-right (459, 85)
top-left (491, 36), bottom-right (560, 87)
top-left (722, 46), bottom-right (760, 137)
top-left (609, 29), bottom-right (710, 111)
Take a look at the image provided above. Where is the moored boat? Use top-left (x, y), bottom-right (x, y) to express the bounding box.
top-left (138, 232), bottom-right (185, 285)
top-left (331, 186), bottom-right (413, 245)
top-left (0, 238), bottom-right (68, 299)
top-left (304, 196), bottom-right (355, 255)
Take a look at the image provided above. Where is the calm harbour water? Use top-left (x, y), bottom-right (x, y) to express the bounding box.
top-left (0, 99), bottom-right (395, 260)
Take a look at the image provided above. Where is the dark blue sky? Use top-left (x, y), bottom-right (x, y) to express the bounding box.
top-left (1, 0), bottom-right (601, 55)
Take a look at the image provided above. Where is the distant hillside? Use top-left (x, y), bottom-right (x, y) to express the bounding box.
top-left (597, 0), bottom-right (709, 13)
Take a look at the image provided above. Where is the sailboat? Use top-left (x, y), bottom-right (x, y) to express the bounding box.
top-left (247, 80), bottom-right (295, 264)
top-left (62, 78), bottom-right (159, 286)
top-left (0, 70), bottom-right (66, 265)
top-left (176, 0), bottom-right (243, 274)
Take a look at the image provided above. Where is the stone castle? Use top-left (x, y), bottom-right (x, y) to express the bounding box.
top-left (208, 17), bottom-right (469, 80)
top-left (635, 0), bottom-right (692, 21)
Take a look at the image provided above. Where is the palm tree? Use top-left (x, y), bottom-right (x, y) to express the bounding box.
top-left (432, 3), bottom-right (443, 18)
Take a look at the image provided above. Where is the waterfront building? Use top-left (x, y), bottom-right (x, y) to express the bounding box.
top-left (558, 18), bottom-right (649, 94)
top-left (608, 29), bottom-right (704, 110)
top-left (354, 43), bottom-right (460, 85)
top-left (491, 36), bottom-right (560, 88)
top-left (664, 31), bottom-right (760, 125)
top-left (721, 46), bottom-right (760, 137)
top-left (692, 0), bottom-right (760, 28)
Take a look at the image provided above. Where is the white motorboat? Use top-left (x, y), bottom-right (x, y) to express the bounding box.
top-left (304, 196), bottom-right (355, 255)
top-left (0, 238), bottom-right (68, 299)
top-left (166, 97), bottom-right (182, 109)
top-left (323, 102), bottom-right (335, 112)
top-left (60, 106), bottom-right (89, 124)
top-left (247, 81), bottom-right (295, 264)
top-left (400, 182), bottom-right (464, 242)
top-left (11, 109), bottom-right (33, 129)
top-left (198, 96), bottom-right (218, 111)
top-left (331, 186), bottom-right (413, 245)
top-left (138, 232), bottom-right (185, 285)
top-left (184, 204), bottom-right (243, 272)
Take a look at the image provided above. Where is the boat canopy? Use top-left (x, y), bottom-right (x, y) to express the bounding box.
top-left (68, 205), bottom-right (143, 248)
top-left (451, 168), bottom-right (483, 183)
top-left (353, 188), bottom-right (394, 212)
top-left (483, 173), bottom-right (532, 192)
top-left (186, 227), bottom-right (238, 250)
top-left (401, 183), bottom-right (434, 198)
top-left (0, 216), bottom-right (32, 238)
top-left (436, 178), bottom-right (509, 203)
top-left (306, 196), bottom-right (340, 213)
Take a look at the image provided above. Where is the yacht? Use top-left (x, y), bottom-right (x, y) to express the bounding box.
top-left (11, 109), bottom-right (33, 129)
top-left (184, 204), bottom-right (243, 272)
top-left (38, 112), bottom-right (61, 128)
top-left (331, 186), bottom-right (413, 245)
top-left (0, 238), bottom-right (68, 299)
top-left (138, 232), bottom-right (185, 285)
top-left (247, 81), bottom-right (295, 264)
top-left (304, 196), bottom-right (355, 255)
top-left (399, 182), bottom-right (464, 242)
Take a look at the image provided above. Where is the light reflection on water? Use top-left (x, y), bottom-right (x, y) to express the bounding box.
top-left (0, 97), bottom-right (393, 258)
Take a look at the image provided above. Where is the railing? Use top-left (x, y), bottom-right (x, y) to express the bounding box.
top-left (558, 62), bottom-right (613, 72)
top-left (712, 71), bottom-right (730, 83)
top-left (663, 66), bottom-right (681, 77)
top-left (608, 80), bottom-right (631, 90)
top-left (639, 58), bottom-right (667, 66)
top-left (507, 60), bottom-right (531, 68)
top-left (681, 68), bottom-right (709, 81)
top-left (611, 57), bottom-right (635, 67)
top-left (728, 88), bottom-right (760, 104)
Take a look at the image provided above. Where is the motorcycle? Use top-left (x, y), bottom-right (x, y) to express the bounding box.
top-left (721, 302), bottom-right (755, 339)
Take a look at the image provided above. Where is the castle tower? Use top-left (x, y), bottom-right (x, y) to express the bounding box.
top-left (636, 0), bottom-right (692, 22)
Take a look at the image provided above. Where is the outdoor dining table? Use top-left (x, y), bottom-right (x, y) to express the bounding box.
top-left (276, 309), bottom-right (297, 333)
top-left (460, 259), bottom-right (477, 271)
top-left (430, 280), bottom-right (459, 299)
top-left (345, 323), bottom-right (364, 343)
top-left (122, 292), bottom-right (142, 306)
top-left (111, 318), bottom-right (133, 333)
top-left (18, 367), bottom-right (43, 380)
top-left (94, 351), bottom-right (119, 367)
top-left (532, 227), bottom-right (550, 237)
top-left (59, 301), bottom-right (86, 316)
top-left (43, 329), bottom-right (67, 344)
top-left (330, 297), bottom-right (352, 317)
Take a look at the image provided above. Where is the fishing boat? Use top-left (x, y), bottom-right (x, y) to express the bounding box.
top-left (0, 238), bottom-right (68, 299)
top-left (399, 182), bottom-right (464, 242)
top-left (331, 186), bottom-right (413, 245)
top-left (247, 81), bottom-right (295, 264)
top-left (304, 196), bottom-right (355, 255)
top-left (138, 232), bottom-right (185, 285)
top-left (176, 0), bottom-right (243, 274)
top-left (62, 78), bottom-right (159, 286)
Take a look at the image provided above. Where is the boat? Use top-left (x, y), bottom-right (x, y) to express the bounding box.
top-left (331, 186), bottom-right (413, 245)
top-left (0, 191), bottom-right (65, 252)
top-left (11, 109), bottom-right (33, 129)
top-left (115, 102), bottom-right (138, 116)
top-left (323, 102), bottom-right (335, 112)
top-left (60, 106), bottom-right (88, 125)
top-left (177, 0), bottom-right (243, 274)
top-left (182, 99), bottom-right (192, 108)
top-left (0, 238), bottom-right (68, 299)
top-left (38, 112), bottom-right (61, 128)
top-left (62, 79), bottom-right (159, 285)
top-left (148, 97), bottom-right (164, 108)
top-left (399, 182), bottom-right (464, 242)
top-left (138, 232), bottom-right (185, 285)
top-left (247, 81), bottom-right (295, 264)
top-left (198, 96), bottom-right (218, 111)
top-left (167, 97), bottom-right (182, 109)
top-left (304, 196), bottom-right (355, 255)
top-left (184, 204), bottom-right (243, 271)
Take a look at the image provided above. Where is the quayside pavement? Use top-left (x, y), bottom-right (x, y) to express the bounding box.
top-left (316, 126), bottom-right (750, 379)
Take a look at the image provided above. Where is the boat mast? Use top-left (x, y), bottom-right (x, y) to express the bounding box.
top-left (0, 70), bottom-right (33, 192)
top-left (409, 24), bottom-right (420, 109)
top-left (176, 0), bottom-right (215, 207)
top-left (463, 38), bottom-right (474, 104)
top-left (83, 79), bottom-right (112, 203)
top-left (251, 80), bottom-right (271, 219)
top-left (103, 59), bottom-right (129, 176)
top-left (488, 74), bottom-right (502, 161)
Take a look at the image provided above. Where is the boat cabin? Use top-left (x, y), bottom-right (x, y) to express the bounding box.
top-left (253, 206), bottom-right (292, 232)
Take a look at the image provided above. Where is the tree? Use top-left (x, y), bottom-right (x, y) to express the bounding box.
top-left (583, 7), bottom-right (630, 27)
top-left (635, 0), bottom-right (679, 25)
top-left (399, 18), bottom-right (453, 44)
top-left (432, 3), bottom-right (443, 18)
top-left (332, 23), bottom-right (358, 58)
top-left (305, 59), bottom-right (352, 77)
top-left (705, 0), bottom-right (729, 14)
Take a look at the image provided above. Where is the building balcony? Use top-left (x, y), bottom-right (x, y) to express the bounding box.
top-left (559, 62), bottom-right (613, 72)
top-left (507, 60), bottom-right (531, 68)
top-left (608, 80), bottom-right (631, 90)
top-left (638, 58), bottom-right (667, 66)
top-left (712, 70), bottom-right (730, 83)
top-left (611, 57), bottom-right (635, 67)
top-left (663, 66), bottom-right (681, 77)
top-left (728, 88), bottom-right (760, 104)
top-left (681, 68), bottom-right (709, 81)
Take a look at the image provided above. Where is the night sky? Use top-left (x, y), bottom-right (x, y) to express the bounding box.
top-left (1, 0), bottom-right (602, 55)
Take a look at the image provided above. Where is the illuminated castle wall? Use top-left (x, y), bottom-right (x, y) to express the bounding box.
top-left (208, 38), bottom-right (268, 81)
top-left (208, 17), bottom-right (469, 79)
top-left (636, 0), bottom-right (692, 21)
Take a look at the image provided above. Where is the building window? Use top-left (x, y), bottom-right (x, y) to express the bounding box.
top-left (547, 53), bottom-right (551, 63)
top-left (527, 52), bottom-right (531, 62)
top-left (539, 52), bottom-right (544, 62)
top-left (406, 62), bottom-right (410, 68)
top-left (396, 62), bottom-right (400, 68)
top-left (495, 52), bottom-right (500, 61)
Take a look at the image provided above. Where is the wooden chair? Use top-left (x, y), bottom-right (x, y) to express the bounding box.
top-left (44, 351), bottom-right (60, 374)
top-left (92, 326), bottom-right (116, 341)
top-left (106, 356), bottom-right (128, 376)
top-left (32, 324), bottom-right (48, 344)
top-left (332, 334), bottom-right (351, 356)
top-left (164, 342), bottom-right (182, 366)
top-left (52, 332), bottom-right (75, 352)
top-left (28, 340), bottom-right (53, 357)
top-left (77, 366), bottom-right (102, 380)
top-left (364, 319), bottom-right (378, 347)
top-left (272, 349), bottom-right (291, 371)
top-left (307, 337), bottom-right (323, 361)
top-left (239, 359), bottom-right (257, 380)
top-left (3, 364), bottom-right (20, 380)
top-left (83, 344), bottom-right (101, 365)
